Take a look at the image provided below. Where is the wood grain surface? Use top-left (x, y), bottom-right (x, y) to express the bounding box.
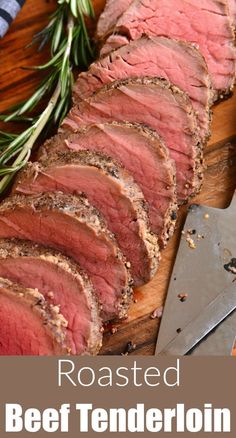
top-left (0, 0), bottom-right (235, 356)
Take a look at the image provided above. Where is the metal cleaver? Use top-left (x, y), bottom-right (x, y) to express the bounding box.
top-left (156, 192), bottom-right (236, 356)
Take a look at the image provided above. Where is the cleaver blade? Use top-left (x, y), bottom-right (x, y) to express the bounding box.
top-left (158, 284), bottom-right (236, 356)
top-left (156, 192), bottom-right (236, 356)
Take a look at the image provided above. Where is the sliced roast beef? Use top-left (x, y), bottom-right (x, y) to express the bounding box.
top-left (101, 0), bottom-right (236, 99)
top-left (100, 34), bottom-right (129, 56)
top-left (14, 151), bottom-right (160, 286)
top-left (63, 77), bottom-right (203, 203)
top-left (0, 192), bottom-right (132, 321)
top-left (39, 123), bottom-right (177, 247)
top-left (0, 277), bottom-right (68, 356)
top-left (74, 36), bottom-right (212, 141)
top-left (96, 0), bottom-right (133, 40)
top-left (0, 239), bottom-right (102, 355)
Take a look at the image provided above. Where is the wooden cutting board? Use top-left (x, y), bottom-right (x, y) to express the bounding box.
top-left (0, 0), bottom-right (235, 356)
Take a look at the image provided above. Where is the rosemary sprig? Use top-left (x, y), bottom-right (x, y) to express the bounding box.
top-left (0, 0), bottom-right (95, 194)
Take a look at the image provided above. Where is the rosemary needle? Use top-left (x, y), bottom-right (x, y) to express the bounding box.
top-left (0, 0), bottom-right (95, 194)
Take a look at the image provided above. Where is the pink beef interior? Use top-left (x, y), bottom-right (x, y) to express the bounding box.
top-left (228, 0), bottom-right (236, 27)
top-left (96, 0), bottom-right (133, 39)
top-left (0, 289), bottom-right (56, 355)
top-left (64, 79), bottom-right (200, 201)
top-left (74, 36), bottom-right (211, 139)
top-left (41, 125), bottom-right (175, 240)
top-left (111, 0), bottom-right (236, 96)
top-left (0, 257), bottom-right (94, 355)
top-left (15, 163), bottom-right (150, 285)
top-left (0, 208), bottom-right (126, 319)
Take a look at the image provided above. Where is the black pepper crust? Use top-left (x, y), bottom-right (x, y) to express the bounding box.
top-left (103, 76), bottom-right (204, 199)
top-left (0, 276), bottom-right (69, 355)
top-left (13, 151), bottom-right (161, 283)
top-left (0, 192), bottom-right (133, 321)
top-left (0, 238), bottom-right (103, 355)
top-left (97, 2), bottom-right (236, 100)
top-left (73, 35), bottom-right (213, 142)
top-left (64, 76), bottom-right (204, 201)
top-left (37, 121), bottom-right (178, 248)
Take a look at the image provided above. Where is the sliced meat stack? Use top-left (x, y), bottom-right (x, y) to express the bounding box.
top-left (74, 36), bottom-right (212, 141)
top-left (63, 77), bottom-right (203, 203)
top-left (39, 123), bottom-right (177, 247)
top-left (101, 0), bottom-right (236, 99)
top-left (0, 239), bottom-right (102, 355)
top-left (0, 192), bottom-right (133, 322)
top-left (0, 277), bottom-right (68, 356)
top-left (14, 151), bottom-right (160, 286)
